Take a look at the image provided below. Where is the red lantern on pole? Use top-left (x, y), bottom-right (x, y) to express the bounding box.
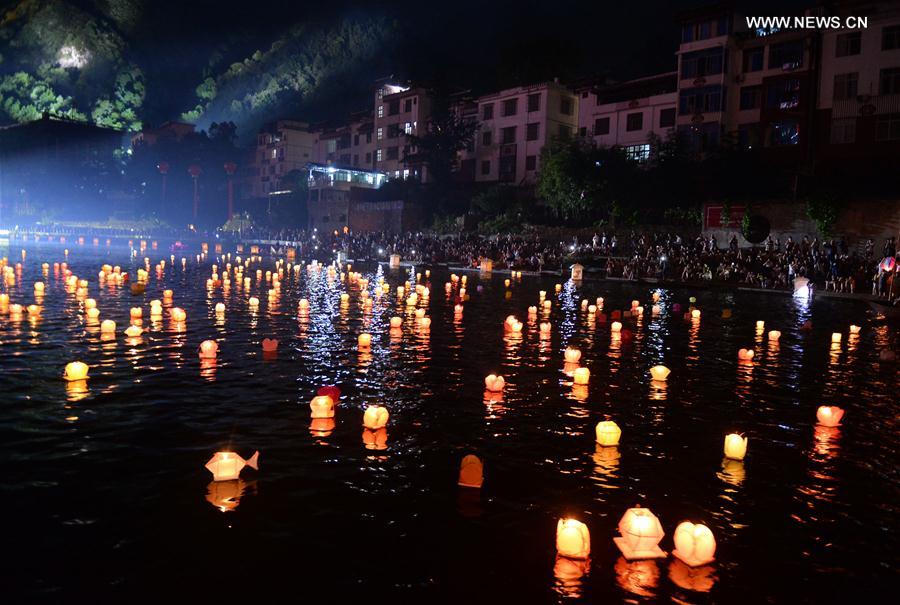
top-left (157, 161), bottom-right (170, 215)
top-left (224, 161), bottom-right (237, 222)
top-left (188, 163), bottom-right (203, 222)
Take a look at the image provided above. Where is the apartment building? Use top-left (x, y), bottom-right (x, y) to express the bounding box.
top-left (576, 72), bottom-right (677, 162)
top-left (247, 120), bottom-right (316, 198)
top-left (313, 112), bottom-right (376, 172)
top-left (472, 80), bottom-right (579, 184)
top-left (373, 83), bottom-right (432, 180)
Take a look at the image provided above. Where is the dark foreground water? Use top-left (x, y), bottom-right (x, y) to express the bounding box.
top-left (1, 240), bottom-right (897, 603)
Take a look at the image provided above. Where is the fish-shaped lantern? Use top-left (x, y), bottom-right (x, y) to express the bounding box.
top-left (205, 450), bottom-right (259, 481)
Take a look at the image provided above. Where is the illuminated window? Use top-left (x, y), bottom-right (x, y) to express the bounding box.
top-left (378, 105), bottom-right (384, 118)
top-left (624, 144), bottom-right (650, 163)
top-left (376, 149), bottom-right (383, 162)
top-left (271, 148), bottom-right (277, 159)
top-left (771, 120), bottom-right (799, 146)
top-left (377, 127), bottom-right (383, 140)
top-left (404, 122), bottom-right (413, 134)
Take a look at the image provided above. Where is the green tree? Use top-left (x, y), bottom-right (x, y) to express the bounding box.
top-left (806, 191), bottom-right (844, 237)
top-left (403, 106), bottom-right (478, 188)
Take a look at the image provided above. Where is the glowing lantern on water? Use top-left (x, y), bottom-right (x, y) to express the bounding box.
top-left (130, 307), bottom-right (142, 319)
top-left (724, 433), bottom-right (748, 460)
top-left (64, 361), bottom-right (89, 381)
top-left (215, 303), bottom-right (225, 315)
top-left (556, 519), bottom-right (590, 560)
top-left (420, 317), bottom-right (432, 328)
top-left (849, 325), bottom-right (860, 335)
top-left (543, 300), bottom-right (552, 310)
top-left (298, 299), bottom-right (309, 312)
top-left (588, 304), bottom-right (597, 314)
top-left (205, 451), bottom-right (259, 482)
top-left (125, 325), bottom-right (142, 337)
top-left (163, 289), bottom-right (173, 299)
top-left (615, 506), bottom-right (666, 560)
top-left (768, 330), bottom-right (781, 341)
top-left (737, 348), bottom-right (754, 361)
top-left (649, 365), bottom-right (670, 381)
top-left (652, 304), bottom-right (660, 315)
top-left (249, 296), bottom-right (260, 308)
top-left (262, 338), bottom-right (278, 353)
top-left (611, 321), bottom-right (622, 333)
top-left (310, 395), bottom-right (335, 418)
top-left (672, 522), bottom-right (716, 567)
top-left (34, 282), bottom-right (44, 294)
top-left (484, 374), bottom-right (505, 392)
top-left (390, 316), bottom-right (402, 329)
top-left (528, 306), bottom-right (538, 315)
top-left (170, 308), bottom-right (186, 322)
top-left (756, 320), bottom-right (765, 329)
top-left (816, 406), bottom-right (844, 427)
top-left (564, 348), bottom-right (581, 363)
top-left (363, 405), bottom-right (389, 429)
top-left (86, 307), bottom-right (100, 320)
top-left (458, 454), bottom-right (484, 488)
top-left (199, 340), bottom-right (218, 359)
top-left (691, 309), bottom-right (701, 319)
top-left (454, 304), bottom-right (464, 314)
top-left (85, 298), bottom-right (97, 310)
top-left (540, 322), bottom-right (552, 334)
top-left (831, 332), bottom-right (842, 343)
top-left (358, 333), bottom-right (372, 348)
top-left (100, 320), bottom-right (116, 334)
top-left (573, 367), bottom-right (590, 385)
top-left (595, 421), bottom-right (621, 446)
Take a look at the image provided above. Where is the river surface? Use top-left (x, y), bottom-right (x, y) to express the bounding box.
top-left (1, 239), bottom-right (897, 603)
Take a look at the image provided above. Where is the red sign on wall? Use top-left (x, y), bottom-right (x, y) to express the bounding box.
top-left (705, 204), bottom-right (746, 229)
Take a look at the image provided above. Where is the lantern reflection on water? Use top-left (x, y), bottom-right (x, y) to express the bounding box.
top-left (556, 518), bottom-right (590, 559)
top-left (615, 558), bottom-right (659, 597)
top-left (615, 506), bottom-right (666, 560)
top-left (309, 418), bottom-right (335, 437)
top-left (553, 555), bottom-right (589, 599)
top-left (672, 522), bottom-right (716, 566)
top-left (362, 427), bottom-right (388, 450)
top-left (668, 558), bottom-right (716, 593)
top-left (573, 367), bottom-right (590, 385)
top-left (206, 479), bottom-right (252, 513)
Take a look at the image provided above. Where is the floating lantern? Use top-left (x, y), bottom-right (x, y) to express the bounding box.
top-left (831, 332), bottom-right (842, 343)
top-left (215, 303), bottom-right (225, 315)
top-left (454, 304), bottom-right (464, 314)
top-left (358, 333), bottom-right (372, 348)
top-left (84, 298), bottom-right (97, 310)
top-left (125, 325), bottom-right (142, 337)
top-left (724, 433), bottom-right (748, 460)
top-left (595, 421), bottom-right (621, 446)
top-left (205, 451), bottom-right (259, 482)
top-left (556, 519), bottom-right (590, 560)
top-left (34, 281), bottom-right (44, 294)
top-left (100, 319), bottom-right (116, 334)
top-left (310, 395), bottom-right (335, 418)
top-left (652, 304), bottom-right (661, 315)
top-left (458, 454), bottom-right (484, 488)
top-left (298, 298), bottom-right (309, 312)
top-left (130, 307), bottom-right (142, 320)
top-left (64, 361), bottom-right (89, 381)
top-left (390, 316), bottom-right (402, 329)
top-left (564, 347), bottom-right (582, 363)
top-left (420, 317), bottom-right (432, 328)
top-left (611, 321), bottom-right (622, 333)
top-left (249, 296), bottom-right (260, 308)
top-left (737, 348), bottom-right (754, 361)
top-left (691, 309), bottom-right (701, 319)
top-left (86, 307), bottom-right (100, 320)
top-left (170, 307), bottom-right (186, 322)
top-left (649, 365), bottom-right (670, 381)
top-left (588, 304), bottom-right (597, 314)
top-left (543, 300), bottom-right (552, 310)
top-left (484, 374), bottom-right (505, 392)
top-left (756, 320), bottom-right (765, 329)
top-left (615, 506), bottom-right (666, 560)
top-left (528, 306), bottom-right (538, 315)
top-left (573, 367), bottom-right (590, 385)
top-left (363, 405), bottom-right (389, 430)
top-left (540, 322), bottom-right (552, 334)
top-left (849, 325), bottom-right (860, 334)
top-left (163, 289), bottom-right (173, 299)
top-left (262, 338), bottom-right (278, 353)
top-left (721, 309), bottom-right (732, 318)
top-left (816, 406), bottom-right (844, 427)
top-left (672, 522), bottom-right (716, 567)
top-left (199, 340), bottom-right (218, 359)
top-left (768, 330), bottom-right (781, 341)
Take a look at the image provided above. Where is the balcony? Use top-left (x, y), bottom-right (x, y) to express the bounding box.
top-left (832, 94), bottom-right (900, 119)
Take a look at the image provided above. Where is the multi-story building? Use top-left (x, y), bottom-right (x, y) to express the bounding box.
top-left (247, 120), bottom-right (317, 198)
top-left (472, 80), bottom-right (579, 184)
top-left (576, 72), bottom-right (677, 162)
top-left (373, 83), bottom-right (432, 180)
top-left (313, 111), bottom-right (376, 171)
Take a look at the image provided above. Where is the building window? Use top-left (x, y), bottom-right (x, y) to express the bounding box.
top-left (404, 122), bottom-right (413, 134)
top-left (771, 120), bottom-right (799, 146)
top-left (769, 40), bottom-right (803, 69)
top-left (766, 78), bottom-right (800, 109)
top-left (376, 149), bottom-right (383, 162)
top-left (365, 152), bottom-right (372, 164)
top-left (737, 123), bottom-right (761, 149)
top-left (876, 113), bottom-right (900, 141)
top-left (624, 144), bottom-right (650, 163)
top-left (404, 99), bottom-right (413, 112)
top-left (739, 86), bottom-right (762, 110)
top-left (527, 93), bottom-right (540, 112)
top-left (526, 122), bottom-right (539, 141)
top-left (271, 148), bottom-right (277, 159)
top-left (836, 32), bottom-right (861, 57)
top-left (879, 67), bottom-right (900, 95)
top-left (502, 98), bottom-right (518, 117)
top-left (388, 99), bottom-right (400, 115)
top-left (481, 160), bottom-right (491, 175)
top-left (366, 133), bottom-right (372, 143)
top-left (387, 146), bottom-right (399, 160)
top-left (830, 118), bottom-right (856, 144)
top-left (482, 131), bottom-right (492, 146)
top-left (833, 73), bottom-right (859, 100)
top-left (525, 155), bottom-right (537, 171)
top-left (742, 47), bottom-right (764, 72)
top-left (882, 25), bottom-right (900, 50)
top-left (353, 154), bottom-right (359, 166)
top-left (387, 124), bottom-right (401, 139)
top-left (377, 105), bottom-right (384, 118)
top-left (482, 103), bottom-right (494, 120)
top-left (377, 127), bottom-right (383, 140)
top-left (353, 134), bottom-right (360, 146)
top-left (681, 48), bottom-right (725, 78)
top-left (594, 117), bottom-right (610, 135)
top-left (625, 112), bottom-right (643, 131)
top-left (558, 124), bottom-right (571, 139)
top-left (560, 97), bottom-right (573, 115)
top-left (659, 107), bottom-right (676, 128)
top-left (678, 86), bottom-right (723, 115)
top-left (501, 126), bottom-right (516, 144)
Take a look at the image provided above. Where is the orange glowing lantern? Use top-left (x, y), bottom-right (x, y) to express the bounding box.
top-left (849, 325), bottom-right (861, 335)
top-left (215, 303), bottom-right (225, 314)
top-left (84, 298), bottom-right (97, 310)
top-left (484, 374), bottom-right (505, 392)
top-left (170, 307), bottom-right (186, 322)
top-left (64, 361), bottom-right (89, 381)
top-left (649, 365), bottom-right (670, 381)
top-left (756, 320), bottom-right (765, 329)
top-left (458, 454), bottom-right (484, 488)
top-left (310, 395), bottom-right (335, 418)
top-left (672, 522), bottom-right (716, 567)
top-left (205, 450), bottom-right (259, 482)
top-left (816, 406), bottom-right (844, 427)
top-left (564, 347), bottom-right (582, 363)
top-left (249, 296), bottom-right (260, 308)
top-left (358, 333), bottom-right (372, 348)
top-left (595, 421), bottom-right (621, 446)
top-left (125, 325), bottom-right (142, 337)
top-left (691, 309), bottom-right (701, 319)
top-left (86, 307), bottom-right (100, 320)
top-left (199, 340), bottom-right (218, 359)
top-left (611, 321), bottom-right (622, 333)
top-left (163, 289), bottom-right (173, 299)
top-left (363, 405), bottom-right (389, 429)
top-left (724, 433), bottom-right (748, 460)
top-left (262, 338), bottom-right (278, 352)
top-left (768, 330), bottom-right (781, 341)
top-left (130, 307), bottom-right (142, 319)
top-left (100, 319), bottom-right (116, 334)
top-left (737, 348), bottom-right (754, 361)
top-left (34, 281), bottom-right (45, 294)
top-left (615, 506), bottom-right (666, 560)
top-left (540, 322), bottom-right (552, 334)
top-left (556, 519), bottom-right (591, 560)
top-left (831, 332), bottom-right (842, 343)
top-left (573, 367), bottom-right (590, 385)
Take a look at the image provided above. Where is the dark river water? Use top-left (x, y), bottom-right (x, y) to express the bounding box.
top-left (1, 239), bottom-right (897, 603)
